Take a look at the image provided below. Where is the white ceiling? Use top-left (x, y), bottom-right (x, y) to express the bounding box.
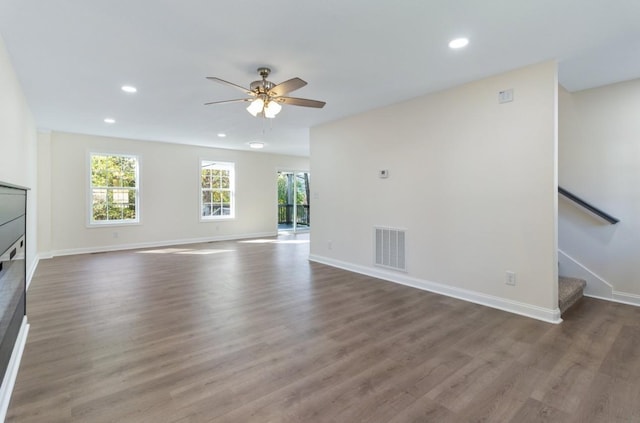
top-left (1, 0), bottom-right (639, 157)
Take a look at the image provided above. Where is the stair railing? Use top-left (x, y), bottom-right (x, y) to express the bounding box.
top-left (558, 186), bottom-right (619, 224)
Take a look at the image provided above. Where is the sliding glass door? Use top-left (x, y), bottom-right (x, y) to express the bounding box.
top-left (277, 171), bottom-right (310, 232)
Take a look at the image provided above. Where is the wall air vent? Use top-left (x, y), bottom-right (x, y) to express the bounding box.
top-left (374, 227), bottom-right (406, 271)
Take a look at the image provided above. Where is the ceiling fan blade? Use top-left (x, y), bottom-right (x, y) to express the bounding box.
top-left (276, 97), bottom-right (326, 108)
top-left (268, 77), bottom-right (307, 97)
top-left (206, 77), bottom-right (255, 96)
top-left (204, 98), bottom-right (252, 106)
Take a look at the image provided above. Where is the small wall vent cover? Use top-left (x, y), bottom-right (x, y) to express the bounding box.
top-left (374, 226), bottom-right (406, 271)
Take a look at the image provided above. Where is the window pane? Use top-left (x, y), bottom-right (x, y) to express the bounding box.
top-left (212, 172), bottom-right (221, 188)
top-left (106, 156), bottom-right (122, 187)
top-left (123, 204), bottom-right (136, 220)
top-left (112, 189), bottom-right (128, 204)
top-left (108, 203), bottom-right (122, 220)
top-left (202, 190), bottom-right (211, 204)
top-left (122, 158), bottom-right (137, 187)
top-left (92, 189), bottom-right (107, 221)
top-left (93, 208), bottom-right (107, 221)
top-left (221, 173), bottom-right (230, 189)
top-left (201, 169), bottom-right (211, 189)
top-left (93, 188), bottom-right (107, 202)
top-left (91, 156), bottom-right (107, 186)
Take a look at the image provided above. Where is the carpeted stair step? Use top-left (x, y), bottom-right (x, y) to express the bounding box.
top-left (558, 276), bottom-right (587, 315)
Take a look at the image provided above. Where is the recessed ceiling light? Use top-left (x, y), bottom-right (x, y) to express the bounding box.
top-left (104, 118), bottom-right (116, 124)
top-left (121, 85), bottom-right (137, 93)
top-left (249, 141), bottom-right (264, 149)
top-left (217, 133), bottom-right (227, 138)
top-left (448, 37), bottom-right (469, 49)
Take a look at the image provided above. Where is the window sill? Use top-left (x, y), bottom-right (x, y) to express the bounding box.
top-left (200, 216), bottom-right (236, 223)
top-left (87, 220), bottom-right (141, 229)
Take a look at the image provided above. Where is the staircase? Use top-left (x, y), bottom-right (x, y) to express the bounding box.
top-left (557, 187), bottom-right (616, 316)
top-left (558, 276), bottom-right (587, 315)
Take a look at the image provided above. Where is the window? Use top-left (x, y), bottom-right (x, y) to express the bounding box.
top-left (201, 160), bottom-right (234, 219)
top-left (89, 153), bottom-right (139, 224)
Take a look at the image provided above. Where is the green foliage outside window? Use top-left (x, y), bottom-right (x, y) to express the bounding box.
top-left (91, 154), bottom-right (138, 223)
top-left (201, 161), bottom-right (234, 218)
top-left (277, 173), bottom-right (309, 205)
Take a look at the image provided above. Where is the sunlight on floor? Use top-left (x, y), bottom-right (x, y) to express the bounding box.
top-left (137, 248), bottom-right (234, 255)
top-left (135, 233), bottom-right (309, 253)
top-left (136, 248), bottom-right (191, 254)
top-left (176, 249), bottom-right (234, 255)
top-left (239, 239), bottom-right (310, 245)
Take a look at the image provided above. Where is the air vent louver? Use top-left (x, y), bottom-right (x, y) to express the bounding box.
top-left (374, 227), bottom-right (406, 271)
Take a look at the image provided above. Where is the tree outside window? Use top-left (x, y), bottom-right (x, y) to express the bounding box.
top-left (90, 153), bottom-right (139, 224)
top-left (201, 160), bottom-right (234, 219)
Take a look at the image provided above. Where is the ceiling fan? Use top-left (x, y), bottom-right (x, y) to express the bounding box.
top-left (205, 67), bottom-right (326, 118)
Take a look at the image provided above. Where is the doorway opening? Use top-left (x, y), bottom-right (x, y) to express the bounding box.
top-left (277, 171), bottom-right (310, 233)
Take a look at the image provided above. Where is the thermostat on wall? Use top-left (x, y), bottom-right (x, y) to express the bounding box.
top-left (379, 169), bottom-right (389, 178)
top-left (499, 88), bottom-right (514, 103)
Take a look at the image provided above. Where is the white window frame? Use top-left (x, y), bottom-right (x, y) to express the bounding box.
top-left (200, 160), bottom-right (235, 221)
top-left (88, 152), bottom-right (140, 226)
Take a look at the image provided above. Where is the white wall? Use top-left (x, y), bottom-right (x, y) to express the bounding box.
top-left (36, 131), bottom-right (52, 254)
top-left (0, 35), bottom-right (38, 279)
top-left (559, 80), bottom-right (640, 302)
top-left (41, 131), bottom-right (308, 255)
top-left (310, 61), bottom-right (559, 322)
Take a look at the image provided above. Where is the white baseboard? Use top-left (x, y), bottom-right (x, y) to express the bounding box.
top-left (44, 231), bottom-right (278, 258)
top-left (26, 255), bottom-right (40, 291)
top-left (309, 254), bottom-right (562, 324)
top-left (37, 252), bottom-right (53, 260)
top-left (559, 249), bottom-right (640, 308)
top-left (0, 317), bottom-right (29, 422)
top-left (583, 291), bottom-right (640, 307)
top-left (611, 291), bottom-right (640, 307)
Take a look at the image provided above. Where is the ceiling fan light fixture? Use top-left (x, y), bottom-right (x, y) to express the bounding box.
top-left (246, 98), bottom-right (264, 116)
top-left (264, 100), bottom-right (282, 118)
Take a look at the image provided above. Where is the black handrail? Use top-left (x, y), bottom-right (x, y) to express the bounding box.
top-left (558, 186), bottom-right (619, 224)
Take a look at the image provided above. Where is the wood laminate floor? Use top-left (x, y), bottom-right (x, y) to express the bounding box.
top-left (7, 233), bottom-right (640, 422)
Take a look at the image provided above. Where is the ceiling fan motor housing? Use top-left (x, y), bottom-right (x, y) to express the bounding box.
top-left (250, 68), bottom-right (274, 94)
top-left (250, 79), bottom-right (274, 94)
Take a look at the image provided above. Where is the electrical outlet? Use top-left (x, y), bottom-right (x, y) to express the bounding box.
top-left (328, 240), bottom-right (333, 250)
top-left (506, 271), bottom-right (516, 286)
